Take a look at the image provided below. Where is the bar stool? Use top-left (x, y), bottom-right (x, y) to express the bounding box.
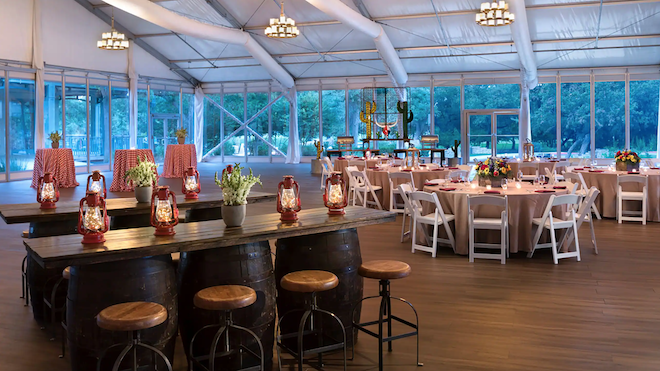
top-left (96, 301), bottom-right (173, 371)
top-left (189, 285), bottom-right (264, 371)
top-left (21, 254), bottom-right (29, 306)
top-left (59, 267), bottom-right (70, 358)
top-left (277, 270), bottom-right (347, 371)
top-left (351, 260), bottom-right (421, 370)
top-left (43, 266), bottom-right (69, 341)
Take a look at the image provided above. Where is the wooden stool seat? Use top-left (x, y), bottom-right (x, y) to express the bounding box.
top-left (358, 260), bottom-right (411, 280)
top-left (62, 266), bottom-right (70, 280)
top-left (280, 270), bottom-right (338, 293)
top-left (194, 285), bottom-right (257, 311)
top-left (97, 302), bottom-right (167, 332)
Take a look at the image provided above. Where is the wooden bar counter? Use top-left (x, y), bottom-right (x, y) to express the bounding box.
top-left (24, 207), bottom-right (396, 371)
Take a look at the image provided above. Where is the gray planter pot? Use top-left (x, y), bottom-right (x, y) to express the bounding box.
top-left (134, 186), bottom-right (152, 203)
top-left (177, 137), bottom-right (186, 144)
top-left (51, 141), bottom-right (59, 149)
top-left (222, 204), bottom-right (246, 227)
top-left (448, 157), bottom-right (460, 167)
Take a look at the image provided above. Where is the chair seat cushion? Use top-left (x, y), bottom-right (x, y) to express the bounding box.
top-left (620, 191), bottom-right (644, 199)
top-left (418, 213), bottom-right (455, 224)
top-left (472, 218), bottom-right (504, 227)
top-left (532, 217), bottom-right (573, 229)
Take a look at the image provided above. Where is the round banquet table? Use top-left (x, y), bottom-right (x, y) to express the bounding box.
top-left (30, 148), bottom-right (79, 188)
top-left (109, 149), bottom-right (158, 192)
top-left (422, 183), bottom-right (569, 255)
top-left (509, 160), bottom-right (565, 176)
top-left (366, 167), bottom-right (450, 210)
top-left (162, 144), bottom-right (197, 179)
top-left (574, 168), bottom-right (660, 221)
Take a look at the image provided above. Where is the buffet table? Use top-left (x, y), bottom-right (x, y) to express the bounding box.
top-left (422, 183), bottom-right (568, 254)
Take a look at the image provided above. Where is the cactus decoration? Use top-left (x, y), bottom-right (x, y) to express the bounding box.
top-left (450, 139), bottom-right (461, 157)
top-left (396, 101), bottom-right (413, 140)
top-left (360, 101), bottom-right (377, 140)
top-left (313, 140), bottom-right (324, 160)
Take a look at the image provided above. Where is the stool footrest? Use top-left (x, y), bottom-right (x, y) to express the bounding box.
top-left (192, 347), bottom-right (261, 371)
top-left (278, 331), bottom-right (344, 357)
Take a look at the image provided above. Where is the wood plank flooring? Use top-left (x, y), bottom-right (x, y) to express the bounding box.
top-left (1, 161), bottom-right (660, 370)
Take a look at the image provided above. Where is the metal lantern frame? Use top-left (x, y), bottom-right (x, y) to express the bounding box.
top-left (323, 172), bottom-right (348, 215)
top-left (86, 170), bottom-right (107, 199)
top-left (404, 148), bottom-right (421, 169)
top-left (37, 172), bottom-right (60, 209)
top-left (151, 186), bottom-right (179, 236)
top-left (77, 191), bottom-right (110, 244)
top-left (523, 139), bottom-right (535, 162)
top-left (276, 175), bottom-right (301, 222)
top-left (182, 167), bottom-right (201, 200)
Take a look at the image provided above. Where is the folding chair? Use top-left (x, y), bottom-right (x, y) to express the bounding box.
top-left (528, 194), bottom-right (582, 264)
top-left (468, 195), bottom-right (508, 264)
top-left (409, 191), bottom-right (456, 257)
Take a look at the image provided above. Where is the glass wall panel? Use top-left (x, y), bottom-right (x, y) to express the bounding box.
top-left (297, 90), bottom-right (319, 156)
top-left (150, 89), bottom-right (179, 114)
top-left (271, 92), bottom-right (289, 155)
top-left (407, 87), bottom-right (431, 151)
top-left (44, 81), bottom-right (63, 148)
top-left (111, 87), bottom-right (130, 151)
top-left (464, 84), bottom-right (520, 109)
top-left (530, 83), bottom-right (557, 157)
top-left (182, 93), bottom-right (194, 144)
top-left (433, 86), bottom-right (461, 150)
top-left (9, 79), bottom-right (35, 172)
top-left (137, 89), bottom-right (148, 149)
top-left (595, 81), bottom-right (624, 159)
top-left (322, 90), bottom-right (346, 151)
top-left (65, 83), bottom-right (88, 167)
top-left (204, 94), bottom-right (222, 156)
top-left (150, 89), bottom-right (179, 161)
top-left (561, 82), bottom-right (591, 158)
top-left (89, 83), bottom-right (110, 166)
top-left (347, 89), bottom-right (364, 146)
top-left (0, 78), bottom-right (5, 173)
top-left (246, 92), bottom-right (269, 156)
top-left (630, 80), bottom-right (660, 158)
top-left (223, 93), bottom-right (244, 156)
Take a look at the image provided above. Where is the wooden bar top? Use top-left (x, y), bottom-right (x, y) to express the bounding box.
top-left (0, 191), bottom-right (276, 224)
top-left (24, 207), bottom-right (396, 269)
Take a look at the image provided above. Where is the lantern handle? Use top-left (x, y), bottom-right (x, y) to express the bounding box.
top-left (99, 197), bottom-right (110, 233)
top-left (293, 181), bottom-right (301, 212)
top-left (169, 189), bottom-right (179, 227)
top-left (276, 181), bottom-right (284, 213)
top-left (76, 197), bottom-right (86, 235)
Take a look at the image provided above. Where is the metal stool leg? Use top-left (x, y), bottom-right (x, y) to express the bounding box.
top-left (98, 331), bottom-right (173, 371)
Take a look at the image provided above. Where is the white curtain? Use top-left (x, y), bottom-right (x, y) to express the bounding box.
top-left (285, 87), bottom-right (301, 164)
top-left (32, 0), bottom-right (45, 150)
top-left (519, 76), bottom-right (532, 158)
top-left (128, 44), bottom-right (138, 149)
top-left (194, 86), bottom-right (204, 162)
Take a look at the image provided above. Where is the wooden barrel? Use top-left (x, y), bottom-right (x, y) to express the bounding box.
top-left (27, 219), bottom-right (79, 323)
top-left (178, 242), bottom-right (276, 371)
top-left (275, 228), bottom-right (363, 347)
top-left (67, 255), bottom-right (178, 371)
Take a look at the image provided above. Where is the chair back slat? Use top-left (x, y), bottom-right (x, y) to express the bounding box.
top-left (617, 174), bottom-right (648, 185)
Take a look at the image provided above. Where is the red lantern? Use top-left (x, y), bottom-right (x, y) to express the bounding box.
top-left (151, 186), bottom-right (179, 236)
top-left (276, 175), bottom-right (301, 222)
top-left (182, 167), bottom-right (201, 199)
top-left (323, 172), bottom-right (348, 215)
top-left (77, 191), bottom-right (109, 244)
top-left (37, 172), bottom-right (60, 209)
top-left (86, 170), bottom-right (107, 199)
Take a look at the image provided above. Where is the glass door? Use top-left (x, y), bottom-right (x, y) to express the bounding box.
top-left (467, 113), bottom-right (492, 162)
top-left (495, 113), bottom-right (519, 157)
top-left (464, 109), bottom-right (519, 162)
top-left (151, 114), bottom-right (179, 162)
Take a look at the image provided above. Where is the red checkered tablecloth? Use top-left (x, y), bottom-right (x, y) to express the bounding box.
top-left (30, 148), bottom-right (79, 189)
top-left (109, 149), bottom-right (158, 192)
top-left (162, 144), bottom-right (197, 179)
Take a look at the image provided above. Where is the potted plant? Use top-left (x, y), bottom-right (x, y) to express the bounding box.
top-left (448, 139), bottom-right (461, 166)
top-left (215, 163), bottom-right (262, 227)
top-left (124, 156), bottom-right (158, 202)
top-left (49, 131), bottom-right (61, 149)
top-left (175, 128), bottom-right (188, 144)
top-left (474, 157), bottom-right (512, 187)
top-left (615, 149), bottom-right (640, 172)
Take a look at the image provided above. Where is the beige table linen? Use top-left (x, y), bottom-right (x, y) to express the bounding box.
top-left (367, 168), bottom-right (451, 210)
top-left (422, 184), bottom-right (568, 255)
top-left (335, 158), bottom-right (382, 179)
top-left (575, 169), bottom-right (660, 221)
top-left (509, 160), bottom-right (565, 176)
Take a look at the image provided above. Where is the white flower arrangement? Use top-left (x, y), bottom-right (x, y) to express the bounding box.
top-left (215, 163), bottom-right (262, 206)
top-left (125, 156), bottom-right (158, 188)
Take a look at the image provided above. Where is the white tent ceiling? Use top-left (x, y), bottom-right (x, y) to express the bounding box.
top-left (85, 0), bottom-right (660, 84)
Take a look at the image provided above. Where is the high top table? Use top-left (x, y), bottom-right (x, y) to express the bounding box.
top-left (24, 207), bottom-right (395, 371)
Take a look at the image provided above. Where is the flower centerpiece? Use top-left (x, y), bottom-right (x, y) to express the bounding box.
top-left (175, 128), bottom-right (188, 144)
top-left (615, 150), bottom-right (640, 172)
top-left (124, 155), bottom-right (158, 202)
top-left (474, 157), bottom-right (512, 187)
top-left (214, 163), bottom-right (262, 227)
top-left (49, 131), bottom-right (61, 149)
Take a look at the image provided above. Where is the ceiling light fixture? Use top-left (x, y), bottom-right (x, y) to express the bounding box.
top-left (98, 11), bottom-right (129, 50)
top-left (476, 1), bottom-right (515, 27)
top-left (265, 1), bottom-right (300, 39)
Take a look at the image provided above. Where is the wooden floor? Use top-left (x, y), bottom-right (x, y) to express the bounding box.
top-left (2, 162), bottom-right (660, 371)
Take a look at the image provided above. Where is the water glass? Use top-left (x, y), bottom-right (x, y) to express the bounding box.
top-left (533, 177), bottom-right (540, 188)
top-left (517, 170), bottom-right (524, 182)
top-left (539, 175), bottom-right (546, 186)
top-left (501, 178), bottom-right (508, 191)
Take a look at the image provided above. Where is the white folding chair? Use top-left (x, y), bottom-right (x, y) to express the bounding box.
top-left (553, 181), bottom-right (579, 195)
top-left (423, 163), bottom-right (440, 170)
top-left (563, 187), bottom-right (600, 255)
top-left (568, 158), bottom-right (582, 166)
top-left (398, 183), bottom-right (414, 243)
top-left (528, 194), bottom-right (582, 264)
top-left (468, 195), bottom-right (508, 264)
top-left (391, 158), bottom-right (404, 166)
top-left (617, 174), bottom-right (647, 225)
top-left (457, 165), bottom-right (472, 172)
top-left (349, 170), bottom-right (383, 210)
top-left (320, 157), bottom-right (334, 190)
top-left (348, 159), bottom-right (366, 169)
top-left (517, 162), bottom-right (539, 181)
top-left (448, 170), bottom-right (469, 180)
top-left (563, 171), bottom-right (602, 219)
top-left (409, 191), bottom-right (456, 257)
top-left (345, 165), bottom-right (359, 201)
top-left (388, 172), bottom-right (415, 213)
top-left (553, 161), bottom-right (569, 180)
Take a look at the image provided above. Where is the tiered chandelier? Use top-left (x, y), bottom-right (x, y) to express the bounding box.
top-left (265, 1), bottom-right (300, 39)
top-left (97, 14), bottom-right (129, 50)
top-left (476, 1), bottom-right (515, 27)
